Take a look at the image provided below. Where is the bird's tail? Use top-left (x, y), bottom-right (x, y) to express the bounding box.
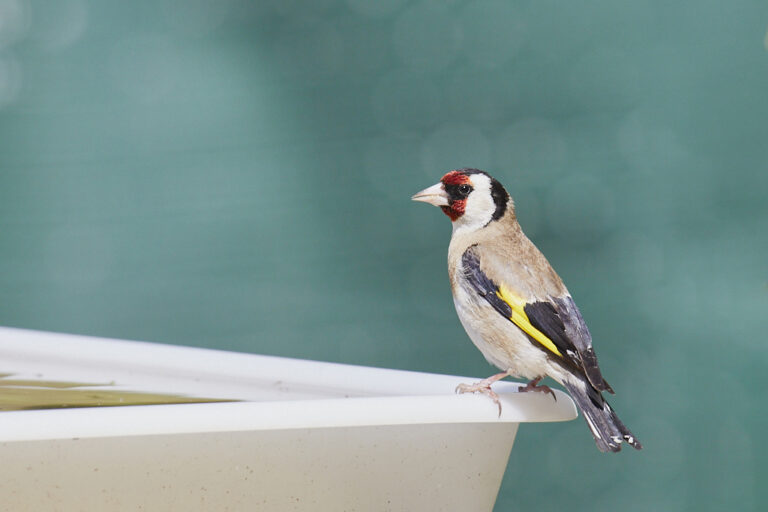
top-left (562, 380), bottom-right (642, 453)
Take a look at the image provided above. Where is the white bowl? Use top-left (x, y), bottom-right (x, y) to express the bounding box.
top-left (0, 327), bottom-right (576, 511)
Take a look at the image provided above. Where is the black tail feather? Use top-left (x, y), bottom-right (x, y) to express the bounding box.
top-left (562, 380), bottom-right (642, 453)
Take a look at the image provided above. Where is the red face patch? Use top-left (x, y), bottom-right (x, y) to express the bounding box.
top-left (439, 170), bottom-right (472, 221)
top-left (441, 170), bottom-right (471, 186)
top-left (441, 200), bottom-right (466, 221)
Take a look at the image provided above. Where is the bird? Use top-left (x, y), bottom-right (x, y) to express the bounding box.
top-left (412, 168), bottom-right (641, 453)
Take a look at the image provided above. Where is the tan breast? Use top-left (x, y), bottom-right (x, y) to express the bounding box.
top-left (448, 212), bottom-right (567, 301)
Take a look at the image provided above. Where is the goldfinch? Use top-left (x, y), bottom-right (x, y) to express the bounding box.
top-left (413, 168), bottom-right (641, 453)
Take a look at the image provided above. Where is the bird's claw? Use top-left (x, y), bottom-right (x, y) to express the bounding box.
top-left (456, 380), bottom-right (502, 416)
top-left (517, 378), bottom-right (557, 402)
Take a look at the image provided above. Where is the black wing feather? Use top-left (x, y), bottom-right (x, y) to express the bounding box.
top-left (524, 297), bottom-right (613, 393)
top-left (461, 248), bottom-right (513, 319)
top-left (462, 246), bottom-right (613, 393)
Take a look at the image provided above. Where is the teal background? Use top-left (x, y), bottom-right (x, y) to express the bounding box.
top-left (1, 1), bottom-right (767, 509)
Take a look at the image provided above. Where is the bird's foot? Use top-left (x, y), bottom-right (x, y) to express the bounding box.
top-left (517, 377), bottom-right (557, 401)
top-left (455, 371), bottom-right (509, 416)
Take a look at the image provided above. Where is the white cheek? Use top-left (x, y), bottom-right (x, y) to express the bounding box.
top-left (452, 175), bottom-right (495, 234)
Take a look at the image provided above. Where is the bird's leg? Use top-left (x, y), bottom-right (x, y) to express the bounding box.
top-left (455, 371), bottom-right (510, 416)
top-left (517, 376), bottom-right (557, 401)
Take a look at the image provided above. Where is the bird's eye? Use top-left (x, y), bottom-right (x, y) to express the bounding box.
top-left (458, 184), bottom-right (472, 196)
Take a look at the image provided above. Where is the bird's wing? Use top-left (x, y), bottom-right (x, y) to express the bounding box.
top-left (461, 245), bottom-right (613, 392)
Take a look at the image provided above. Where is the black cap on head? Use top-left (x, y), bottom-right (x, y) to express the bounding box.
top-left (451, 168), bottom-right (509, 222)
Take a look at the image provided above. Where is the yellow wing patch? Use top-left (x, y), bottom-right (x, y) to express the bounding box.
top-left (496, 285), bottom-right (563, 357)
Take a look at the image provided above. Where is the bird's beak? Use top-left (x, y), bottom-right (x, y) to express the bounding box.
top-left (411, 182), bottom-right (449, 207)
